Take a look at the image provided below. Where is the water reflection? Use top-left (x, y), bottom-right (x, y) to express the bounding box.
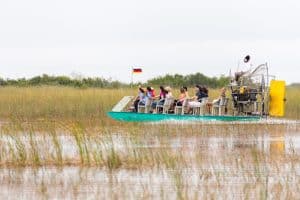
top-left (172, 126), bottom-right (298, 156)
top-left (0, 126), bottom-right (299, 160)
top-left (0, 124), bottom-right (300, 199)
top-left (269, 132), bottom-right (285, 156)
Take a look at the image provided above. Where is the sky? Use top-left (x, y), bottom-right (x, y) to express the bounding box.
top-left (0, 0), bottom-right (299, 84)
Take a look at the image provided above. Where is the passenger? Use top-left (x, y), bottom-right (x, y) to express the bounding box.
top-left (153, 86), bottom-right (173, 113)
top-left (133, 87), bottom-right (146, 112)
top-left (202, 86), bottom-right (209, 98)
top-left (213, 87), bottom-right (226, 105)
top-left (140, 86), bottom-right (154, 110)
top-left (151, 86), bottom-right (166, 111)
top-left (187, 85), bottom-right (206, 112)
top-left (150, 87), bottom-right (156, 97)
top-left (182, 86), bottom-right (189, 99)
top-left (164, 86), bottom-right (174, 112)
top-left (165, 86), bottom-right (173, 99)
top-left (174, 87), bottom-right (186, 106)
top-left (146, 86), bottom-right (155, 99)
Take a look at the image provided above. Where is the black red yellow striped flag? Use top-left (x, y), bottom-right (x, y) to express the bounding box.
top-left (132, 68), bottom-right (142, 73)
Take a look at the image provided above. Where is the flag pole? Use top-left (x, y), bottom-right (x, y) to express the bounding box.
top-left (131, 66), bottom-right (133, 88)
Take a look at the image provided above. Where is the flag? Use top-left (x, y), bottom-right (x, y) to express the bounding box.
top-left (132, 68), bottom-right (142, 73)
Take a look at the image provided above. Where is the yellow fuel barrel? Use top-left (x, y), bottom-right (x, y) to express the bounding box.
top-left (269, 80), bottom-right (286, 117)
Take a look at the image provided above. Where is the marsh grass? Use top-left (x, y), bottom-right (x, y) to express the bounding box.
top-left (71, 123), bottom-right (91, 165)
top-left (50, 130), bottom-right (63, 166)
top-left (0, 123), bottom-right (300, 199)
top-left (106, 147), bottom-right (122, 170)
top-left (285, 86), bottom-right (300, 120)
top-left (0, 86), bottom-right (136, 125)
top-left (7, 134), bottom-right (27, 166)
top-left (0, 86), bottom-right (299, 199)
top-left (0, 86), bottom-right (298, 127)
top-left (29, 131), bottom-right (41, 166)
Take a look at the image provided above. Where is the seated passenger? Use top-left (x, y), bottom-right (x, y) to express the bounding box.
top-left (165, 86), bottom-right (173, 99)
top-left (146, 86), bottom-right (155, 99)
top-left (187, 85), bottom-right (207, 112)
top-left (133, 87), bottom-right (146, 112)
top-left (165, 86), bottom-right (174, 111)
top-left (153, 86), bottom-right (173, 113)
top-left (151, 86), bottom-right (166, 111)
top-left (141, 86), bottom-right (154, 109)
top-left (202, 86), bottom-right (209, 98)
top-left (213, 87), bottom-right (226, 105)
top-left (150, 87), bottom-right (156, 97)
top-left (182, 86), bottom-right (189, 99)
top-left (174, 87), bottom-right (187, 106)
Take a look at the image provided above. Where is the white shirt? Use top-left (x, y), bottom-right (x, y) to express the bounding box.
top-left (166, 92), bottom-right (173, 99)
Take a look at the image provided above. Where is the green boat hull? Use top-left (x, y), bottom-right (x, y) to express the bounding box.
top-left (107, 112), bottom-right (261, 122)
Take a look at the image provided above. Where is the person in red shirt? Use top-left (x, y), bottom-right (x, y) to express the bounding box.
top-left (151, 86), bottom-right (166, 112)
top-left (150, 87), bottom-right (155, 97)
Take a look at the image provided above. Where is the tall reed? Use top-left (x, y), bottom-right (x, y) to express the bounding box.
top-left (0, 86), bottom-right (298, 126)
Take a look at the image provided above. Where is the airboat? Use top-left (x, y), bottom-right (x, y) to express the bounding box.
top-left (108, 57), bottom-right (286, 122)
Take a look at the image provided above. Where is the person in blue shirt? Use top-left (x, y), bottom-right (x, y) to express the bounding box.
top-left (187, 85), bottom-right (209, 113)
top-left (133, 87), bottom-right (146, 112)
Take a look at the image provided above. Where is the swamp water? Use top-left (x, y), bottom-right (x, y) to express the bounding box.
top-left (0, 121), bottom-right (300, 199)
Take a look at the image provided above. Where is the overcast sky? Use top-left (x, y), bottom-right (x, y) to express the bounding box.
top-left (0, 0), bottom-right (299, 83)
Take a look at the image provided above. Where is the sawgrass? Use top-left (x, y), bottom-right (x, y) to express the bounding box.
top-left (0, 122), bottom-right (299, 199)
top-left (285, 86), bottom-right (300, 119)
top-left (0, 86), bottom-right (298, 125)
top-left (0, 85), bottom-right (299, 199)
top-left (0, 86), bottom-right (133, 122)
top-left (0, 122), bottom-right (297, 167)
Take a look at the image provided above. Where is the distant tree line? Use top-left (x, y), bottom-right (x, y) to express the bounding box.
top-left (290, 83), bottom-right (300, 87)
top-left (0, 73), bottom-right (231, 88)
top-left (0, 74), bottom-right (126, 88)
top-left (147, 73), bottom-right (230, 88)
